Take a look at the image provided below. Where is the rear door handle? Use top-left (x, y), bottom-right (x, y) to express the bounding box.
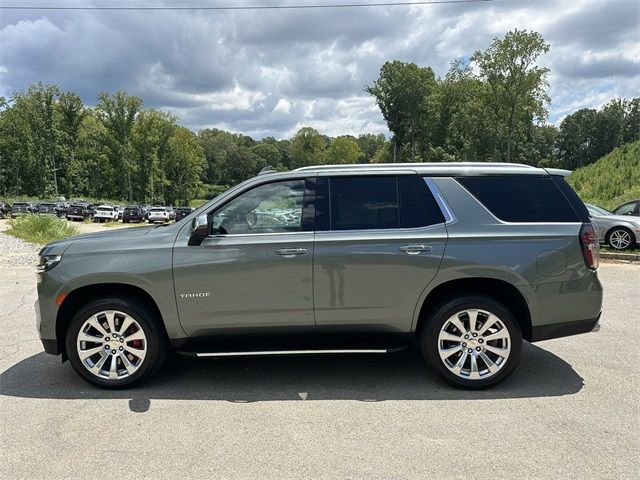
top-left (275, 248), bottom-right (308, 257)
top-left (399, 244), bottom-right (432, 255)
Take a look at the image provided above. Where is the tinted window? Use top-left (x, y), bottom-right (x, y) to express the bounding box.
top-left (457, 175), bottom-right (580, 222)
top-left (212, 180), bottom-right (306, 235)
top-left (329, 176), bottom-right (399, 230)
top-left (327, 175), bottom-right (444, 231)
top-left (400, 176), bottom-right (445, 227)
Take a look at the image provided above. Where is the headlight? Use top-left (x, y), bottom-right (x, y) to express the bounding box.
top-left (36, 254), bottom-right (62, 274)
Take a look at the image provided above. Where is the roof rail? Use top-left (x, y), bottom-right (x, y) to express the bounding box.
top-left (258, 166), bottom-right (277, 175)
top-left (293, 162), bottom-right (538, 172)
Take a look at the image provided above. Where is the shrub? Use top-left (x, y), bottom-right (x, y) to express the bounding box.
top-left (6, 214), bottom-right (80, 245)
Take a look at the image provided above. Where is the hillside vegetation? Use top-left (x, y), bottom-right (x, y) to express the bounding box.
top-left (568, 141), bottom-right (640, 210)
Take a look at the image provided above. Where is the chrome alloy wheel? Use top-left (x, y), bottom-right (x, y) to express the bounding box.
top-left (437, 309), bottom-right (511, 380)
top-left (609, 229), bottom-right (632, 250)
top-left (76, 310), bottom-right (147, 380)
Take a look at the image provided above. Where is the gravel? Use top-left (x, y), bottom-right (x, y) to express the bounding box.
top-left (0, 223), bottom-right (40, 268)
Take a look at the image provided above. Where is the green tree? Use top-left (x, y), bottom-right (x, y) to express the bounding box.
top-left (56, 91), bottom-right (87, 195)
top-left (326, 136), bottom-right (363, 164)
top-left (366, 61), bottom-right (439, 161)
top-left (472, 29), bottom-right (550, 162)
top-left (96, 91), bottom-right (143, 202)
top-left (290, 127), bottom-right (327, 167)
top-left (165, 127), bottom-right (205, 206)
top-left (132, 110), bottom-right (176, 203)
top-left (356, 133), bottom-right (386, 163)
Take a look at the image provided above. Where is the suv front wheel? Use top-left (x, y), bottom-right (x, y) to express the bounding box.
top-left (421, 295), bottom-right (522, 389)
top-left (65, 297), bottom-right (167, 389)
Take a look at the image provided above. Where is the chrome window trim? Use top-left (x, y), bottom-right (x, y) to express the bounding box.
top-left (424, 177), bottom-right (456, 224)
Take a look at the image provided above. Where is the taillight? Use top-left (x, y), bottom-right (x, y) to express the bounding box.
top-left (579, 222), bottom-right (599, 269)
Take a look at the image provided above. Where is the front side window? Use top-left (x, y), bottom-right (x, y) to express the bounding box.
top-left (212, 179), bottom-right (306, 235)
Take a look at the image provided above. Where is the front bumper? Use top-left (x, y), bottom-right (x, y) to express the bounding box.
top-left (35, 298), bottom-right (61, 355)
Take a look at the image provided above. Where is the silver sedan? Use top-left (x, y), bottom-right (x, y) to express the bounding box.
top-left (586, 204), bottom-right (640, 250)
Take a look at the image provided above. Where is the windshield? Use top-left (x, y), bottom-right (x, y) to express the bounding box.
top-left (150, 208), bottom-right (164, 212)
top-left (97, 207), bottom-right (111, 212)
top-left (586, 204), bottom-right (611, 216)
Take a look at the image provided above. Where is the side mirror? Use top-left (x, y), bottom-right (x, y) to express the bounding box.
top-left (188, 214), bottom-right (210, 246)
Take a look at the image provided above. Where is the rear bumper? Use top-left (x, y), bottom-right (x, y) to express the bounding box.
top-left (531, 312), bottom-right (601, 342)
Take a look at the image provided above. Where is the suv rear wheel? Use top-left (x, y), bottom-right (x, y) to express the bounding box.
top-left (421, 295), bottom-right (522, 389)
top-left (65, 297), bottom-right (167, 389)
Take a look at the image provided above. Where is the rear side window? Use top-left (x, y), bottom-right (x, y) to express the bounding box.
top-left (324, 175), bottom-right (444, 231)
top-left (456, 175), bottom-right (580, 222)
top-left (330, 176), bottom-right (398, 230)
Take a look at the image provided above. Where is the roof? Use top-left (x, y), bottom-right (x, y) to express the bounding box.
top-left (293, 162), bottom-right (571, 177)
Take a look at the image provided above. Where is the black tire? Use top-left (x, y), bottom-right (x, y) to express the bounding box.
top-left (65, 297), bottom-right (167, 389)
top-left (606, 227), bottom-right (634, 251)
top-left (420, 295), bottom-right (522, 389)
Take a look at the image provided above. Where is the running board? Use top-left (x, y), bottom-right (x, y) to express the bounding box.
top-left (178, 348), bottom-right (393, 358)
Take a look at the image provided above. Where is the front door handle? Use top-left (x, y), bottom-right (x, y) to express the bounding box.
top-left (399, 244), bottom-right (432, 255)
top-left (275, 248), bottom-right (308, 257)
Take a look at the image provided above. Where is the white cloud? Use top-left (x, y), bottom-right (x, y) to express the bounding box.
top-left (0, 0), bottom-right (637, 137)
top-left (272, 98), bottom-right (292, 114)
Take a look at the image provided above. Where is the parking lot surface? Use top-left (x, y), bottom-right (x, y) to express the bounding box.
top-left (1, 230), bottom-right (638, 479)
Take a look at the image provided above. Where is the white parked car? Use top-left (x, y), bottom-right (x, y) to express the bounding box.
top-left (93, 205), bottom-right (118, 223)
top-left (148, 207), bottom-right (170, 223)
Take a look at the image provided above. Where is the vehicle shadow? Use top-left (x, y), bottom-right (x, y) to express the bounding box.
top-left (1, 342), bottom-right (583, 405)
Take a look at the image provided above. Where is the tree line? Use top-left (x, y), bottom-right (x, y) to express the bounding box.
top-left (366, 29), bottom-right (639, 166)
top-left (1, 29), bottom-right (637, 204)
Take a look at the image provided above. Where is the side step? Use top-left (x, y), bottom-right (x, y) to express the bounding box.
top-left (178, 348), bottom-right (398, 358)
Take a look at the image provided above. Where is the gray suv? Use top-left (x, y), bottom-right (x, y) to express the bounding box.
top-left (35, 163), bottom-right (603, 389)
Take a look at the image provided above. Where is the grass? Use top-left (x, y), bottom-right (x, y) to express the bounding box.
top-left (6, 214), bottom-right (80, 245)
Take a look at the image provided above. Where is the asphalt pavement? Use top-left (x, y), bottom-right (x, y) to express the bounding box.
top-left (1, 260), bottom-right (638, 479)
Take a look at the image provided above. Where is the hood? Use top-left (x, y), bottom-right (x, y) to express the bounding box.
top-left (40, 225), bottom-right (156, 256)
top-left (593, 214), bottom-right (640, 224)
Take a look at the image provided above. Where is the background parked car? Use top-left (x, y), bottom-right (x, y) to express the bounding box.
top-left (37, 202), bottom-right (57, 215)
top-left (166, 206), bottom-right (175, 220)
top-left (11, 202), bottom-right (30, 218)
top-left (586, 203), bottom-right (640, 250)
top-left (174, 206), bottom-right (193, 221)
top-left (0, 201), bottom-right (10, 218)
top-left (139, 204), bottom-right (150, 220)
top-left (93, 205), bottom-right (118, 222)
top-left (27, 202), bottom-right (38, 214)
top-left (148, 206), bottom-right (170, 223)
top-left (613, 200), bottom-right (640, 217)
top-left (54, 202), bottom-right (68, 218)
top-left (66, 203), bottom-right (92, 221)
top-left (122, 206), bottom-right (144, 223)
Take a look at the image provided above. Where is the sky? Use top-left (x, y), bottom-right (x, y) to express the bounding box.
top-left (0, 0), bottom-right (638, 139)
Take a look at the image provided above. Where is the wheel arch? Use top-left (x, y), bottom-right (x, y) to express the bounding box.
top-left (414, 278), bottom-right (532, 341)
top-left (55, 282), bottom-right (168, 359)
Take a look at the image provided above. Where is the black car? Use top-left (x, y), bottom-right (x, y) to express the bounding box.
top-left (66, 203), bottom-right (92, 221)
top-left (54, 202), bottom-right (68, 218)
top-left (11, 202), bottom-right (31, 217)
top-left (122, 206), bottom-right (144, 223)
top-left (37, 202), bottom-right (57, 215)
top-left (613, 200), bottom-right (640, 217)
top-left (174, 206), bottom-right (194, 221)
